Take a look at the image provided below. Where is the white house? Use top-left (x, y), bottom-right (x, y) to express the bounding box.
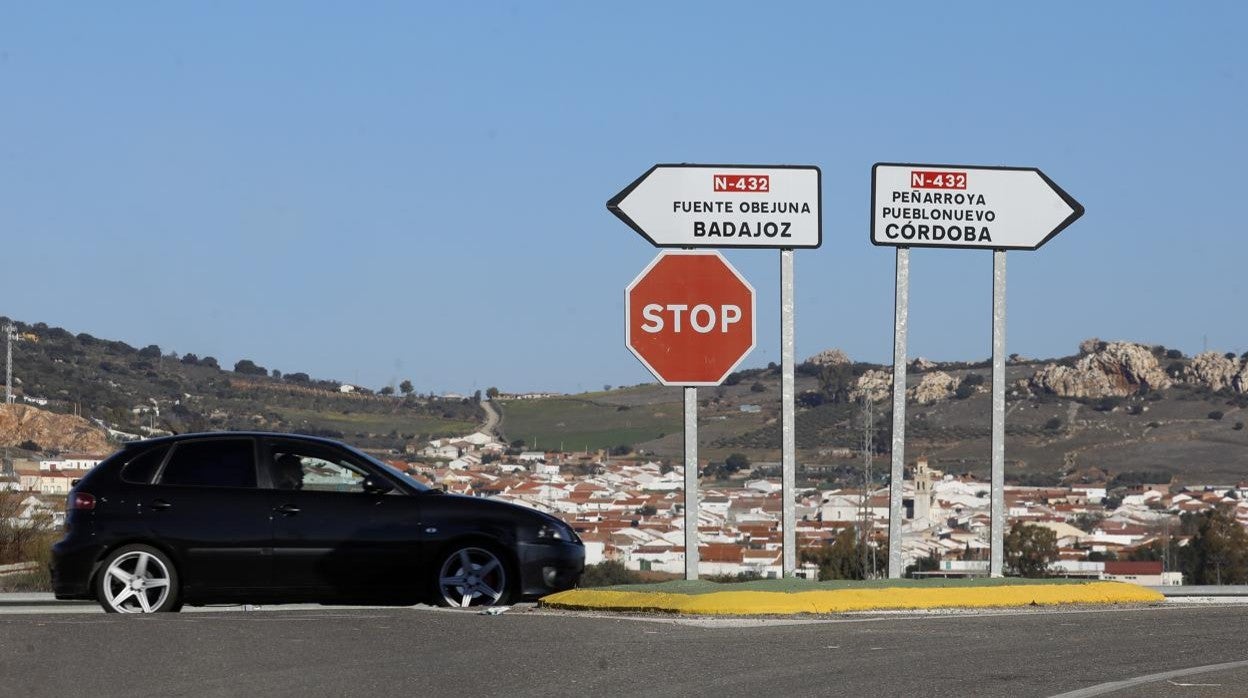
top-left (745, 479), bottom-right (782, 494)
top-left (40, 455), bottom-right (103, 471)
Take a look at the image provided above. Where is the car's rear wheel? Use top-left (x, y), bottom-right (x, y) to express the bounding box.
top-left (96, 544), bottom-right (181, 613)
top-left (434, 544), bottom-right (512, 608)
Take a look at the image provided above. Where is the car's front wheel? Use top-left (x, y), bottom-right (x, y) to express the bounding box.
top-left (96, 544), bottom-right (181, 613)
top-left (434, 544), bottom-right (512, 608)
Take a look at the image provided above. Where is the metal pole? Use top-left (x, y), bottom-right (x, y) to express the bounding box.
top-left (990, 250), bottom-right (1007, 577)
top-left (887, 248), bottom-right (909, 579)
top-left (780, 249), bottom-right (797, 577)
top-left (684, 385), bottom-right (699, 580)
top-left (4, 325), bottom-right (12, 405)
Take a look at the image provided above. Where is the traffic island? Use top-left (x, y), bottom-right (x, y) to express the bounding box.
top-left (540, 578), bottom-right (1163, 616)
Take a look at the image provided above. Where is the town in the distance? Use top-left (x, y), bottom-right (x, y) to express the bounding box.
top-left (5, 318), bottom-right (1247, 590)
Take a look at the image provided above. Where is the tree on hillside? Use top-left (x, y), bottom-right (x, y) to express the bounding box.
top-left (1004, 522), bottom-right (1058, 577)
top-left (817, 363), bottom-right (856, 404)
top-left (200, 356), bottom-right (220, 370)
top-left (233, 359), bottom-right (267, 376)
top-left (180, 353), bottom-right (199, 365)
top-left (1181, 508), bottom-right (1248, 585)
top-left (285, 372), bottom-right (310, 383)
top-left (725, 453), bottom-right (750, 473)
top-left (379, 386), bottom-right (395, 396)
top-left (138, 344), bottom-right (161, 359)
top-left (399, 380), bottom-right (414, 396)
top-left (801, 527), bottom-right (887, 580)
top-left (486, 386), bottom-right (499, 399)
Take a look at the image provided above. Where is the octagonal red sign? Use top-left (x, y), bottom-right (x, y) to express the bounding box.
top-left (625, 251), bottom-right (756, 386)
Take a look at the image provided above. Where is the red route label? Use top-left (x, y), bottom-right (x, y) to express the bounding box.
top-left (713, 174), bottom-right (770, 193)
top-left (910, 170), bottom-right (967, 190)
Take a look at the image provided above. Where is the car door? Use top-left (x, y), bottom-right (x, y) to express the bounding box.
top-left (264, 438), bottom-right (423, 598)
top-left (144, 437), bottom-right (271, 594)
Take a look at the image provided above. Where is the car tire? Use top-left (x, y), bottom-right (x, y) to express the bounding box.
top-left (433, 543), bottom-right (513, 608)
top-left (96, 544), bottom-right (182, 614)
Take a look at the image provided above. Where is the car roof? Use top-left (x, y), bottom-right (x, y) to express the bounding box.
top-left (121, 431), bottom-right (352, 450)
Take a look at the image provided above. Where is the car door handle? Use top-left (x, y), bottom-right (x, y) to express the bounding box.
top-left (148, 499), bottom-right (173, 511)
top-left (275, 503), bottom-right (301, 516)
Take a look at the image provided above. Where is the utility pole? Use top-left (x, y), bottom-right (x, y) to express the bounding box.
top-left (860, 396), bottom-right (876, 578)
top-left (4, 324), bottom-right (14, 405)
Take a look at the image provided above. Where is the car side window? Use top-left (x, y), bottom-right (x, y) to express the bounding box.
top-left (158, 439), bottom-right (257, 489)
top-left (120, 445), bottom-right (169, 484)
top-left (269, 445), bottom-right (371, 494)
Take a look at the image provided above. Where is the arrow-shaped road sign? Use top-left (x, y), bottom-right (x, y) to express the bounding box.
top-left (608, 164), bottom-right (822, 249)
top-left (871, 163), bottom-right (1084, 251)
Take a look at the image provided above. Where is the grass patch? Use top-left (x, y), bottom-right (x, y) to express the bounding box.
top-left (497, 397), bottom-right (681, 451)
top-left (592, 577), bottom-right (1091, 594)
top-left (275, 407), bottom-right (477, 439)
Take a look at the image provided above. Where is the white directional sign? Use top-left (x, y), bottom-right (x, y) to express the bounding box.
top-left (871, 163), bottom-right (1084, 250)
top-left (608, 164), bottom-right (822, 249)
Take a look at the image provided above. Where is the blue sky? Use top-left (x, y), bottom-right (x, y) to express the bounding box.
top-left (1, 2), bottom-right (1244, 394)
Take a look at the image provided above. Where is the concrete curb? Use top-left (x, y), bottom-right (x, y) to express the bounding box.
top-left (1153, 585), bottom-right (1248, 597)
top-left (0, 593), bottom-right (93, 606)
top-left (541, 582), bottom-right (1164, 616)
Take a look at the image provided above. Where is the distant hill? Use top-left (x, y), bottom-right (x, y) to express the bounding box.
top-left (497, 341), bottom-right (1248, 488)
top-left (0, 317), bottom-right (484, 454)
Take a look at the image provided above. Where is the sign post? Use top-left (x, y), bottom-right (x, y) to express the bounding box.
top-left (780, 249), bottom-right (796, 575)
top-left (887, 247), bottom-right (909, 579)
top-left (610, 164), bottom-right (820, 579)
top-left (871, 163), bottom-right (1083, 578)
top-left (624, 250), bottom-right (757, 579)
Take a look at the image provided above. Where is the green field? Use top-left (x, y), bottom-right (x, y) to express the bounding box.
top-left (497, 397), bottom-right (682, 452)
top-left (275, 407), bottom-right (478, 440)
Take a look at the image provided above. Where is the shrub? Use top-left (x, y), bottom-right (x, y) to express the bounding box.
top-left (1234, 422), bottom-right (1244, 431)
top-left (1044, 417), bottom-right (1062, 431)
top-left (750, 382), bottom-right (766, 393)
top-left (578, 560), bottom-right (644, 587)
top-left (1094, 396), bottom-right (1122, 412)
top-left (1165, 349), bottom-right (1183, 360)
top-left (1209, 411), bottom-right (1225, 421)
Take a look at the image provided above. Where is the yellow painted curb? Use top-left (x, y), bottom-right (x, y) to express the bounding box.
top-left (541, 582), bottom-right (1163, 615)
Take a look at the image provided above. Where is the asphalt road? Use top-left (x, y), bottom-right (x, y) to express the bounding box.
top-left (2, 604), bottom-right (1246, 697)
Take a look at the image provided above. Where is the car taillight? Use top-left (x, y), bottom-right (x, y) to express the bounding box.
top-left (70, 492), bottom-right (96, 511)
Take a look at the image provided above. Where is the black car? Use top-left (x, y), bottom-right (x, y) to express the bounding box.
top-left (51, 432), bottom-right (584, 613)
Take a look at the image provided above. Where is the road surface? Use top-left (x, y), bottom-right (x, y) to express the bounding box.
top-left (2, 603), bottom-right (1246, 696)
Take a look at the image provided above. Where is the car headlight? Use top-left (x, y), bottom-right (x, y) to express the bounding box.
top-left (537, 520), bottom-right (579, 543)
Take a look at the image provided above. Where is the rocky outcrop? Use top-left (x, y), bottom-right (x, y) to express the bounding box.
top-left (1186, 352), bottom-right (1243, 393)
top-left (1027, 342), bottom-right (1172, 398)
top-left (805, 348), bottom-right (851, 367)
top-left (0, 404), bottom-right (112, 454)
top-left (849, 370), bottom-right (892, 403)
top-left (908, 371), bottom-right (957, 404)
top-left (1079, 338), bottom-right (1105, 355)
top-left (910, 357), bottom-right (938, 372)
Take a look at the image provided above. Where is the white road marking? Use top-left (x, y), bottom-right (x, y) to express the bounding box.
top-left (1050, 659), bottom-right (1248, 697)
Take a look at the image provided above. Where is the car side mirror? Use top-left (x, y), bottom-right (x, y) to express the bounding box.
top-left (362, 478), bottom-right (394, 495)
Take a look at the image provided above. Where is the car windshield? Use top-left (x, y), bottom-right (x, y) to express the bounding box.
top-left (344, 445), bottom-right (430, 492)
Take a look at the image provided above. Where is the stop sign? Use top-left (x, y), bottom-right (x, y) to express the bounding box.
top-left (626, 251), bottom-right (756, 386)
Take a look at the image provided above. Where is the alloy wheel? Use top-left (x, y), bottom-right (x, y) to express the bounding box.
top-left (438, 547), bottom-right (507, 608)
top-left (102, 550), bottom-right (172, 613)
